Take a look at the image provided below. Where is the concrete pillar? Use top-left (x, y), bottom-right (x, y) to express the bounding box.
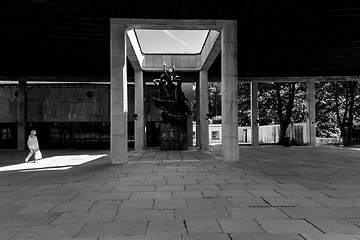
top-left (134, 69), bottom-right (144, 151)
top-left (307, 80), bottom-right (316, 146)
top-left (17, 80), bottom-right (27, 150)
top-left (221, 23), bottom-right (239, 162)
top-left (195, 80), bottom-right (200, 147)
top-left (251, 81), bottom-right (259, 146)
top-left (199, 70), bottom-right (209, 150)
top-left (183, 82), bottom-right (194, 148)
top-left (110, 22), bottom-right (128, 163)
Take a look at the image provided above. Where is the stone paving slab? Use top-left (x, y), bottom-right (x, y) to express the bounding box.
top-left (89, 200), bottom-right (121, 211)
top-left (228, 197), bottom-right (270, 207)
top-left (114, 209), bottom-right (174, 221)
top-left (51, 209), bottom-right (118, 224)
top-left (185, 219), bottom-right (223, 233)
top-left (146, 220), bottom-right (187, 234)
top-left (226, 207), bottom-right (289, 219)
top-left (119, 199), bottom-right (154, 209)
top-left (186, 198), bottom-right (232, 209)
top-left (11, 194), bottom-right (77, 205)
top-left (281, 206), bottom-right (360, 219)
top-left (155, 184), bottom-right (184, 191)
top-left (217, 219), bottom-right (265, 233)
top-left (256, 219), bottom-right (322, 234)
top-left (9, 223), bottom-right (84, 240)
top-left (51, 200), bottom-right (96, 212)
top-left (1, 146), bottom-right (360, 239)
top-left (313, 197), bottom-right (360, 207)
top-left (74, 192), bottom-right (131, 201)
top-left (230, 233), bottom-right (305, 240)
top-left (0, 227), bottom-right (25, 240)
top-left (276, 189), bottom-right (329, 198)
top-left (181, 233), bottom-right (231, 240)
top-left (172, 191), bottom-right (203, 199)
top-left (263, 197), bottom-right (323, 207)
top-left (153, 199), bottom-right (187, 209)
top-left (0, 212), bottom-right (61, 227)
top-left (202, 190), bottom-right (253, 198)
top-left (175, 207), bottom-right (231, 220)
top-left (308, 219), bottom-right (360, 234)
top-left (130, 191), bottom-right (172, 200)
top-left (75, 221), bottom-right (148, 238)
top-left (16, 202), bottom-right (58, 214)
top-left (301, 233), bottom-right (360, 240)
top-left (99, 233), bottom-right (181, 240)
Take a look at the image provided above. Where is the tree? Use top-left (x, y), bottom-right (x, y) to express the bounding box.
top-left (238, 82), bottom-right (251, 126)
top-left (258, 82), bottom-right (306, 144)
top-left (316, 82), bottom-right (340, 138)
top-left (208, 82), bottom-right (221, 118)
top-left (317, 81), bottom-right (360, 146)
top-left (207, 81), bottom-right (251, 126)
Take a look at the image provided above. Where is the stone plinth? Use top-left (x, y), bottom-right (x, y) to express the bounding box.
top-left (159, 122), bottom-right (187, 150)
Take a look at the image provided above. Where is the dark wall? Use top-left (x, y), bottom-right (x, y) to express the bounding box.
top-left (0, 82), bottom-right (163, 148)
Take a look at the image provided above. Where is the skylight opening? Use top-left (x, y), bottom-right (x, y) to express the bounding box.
top-left (134, 29), bottom-right (209, 54)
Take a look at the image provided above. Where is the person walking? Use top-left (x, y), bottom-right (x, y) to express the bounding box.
top-left (25, 129), bottom-right (42, 163)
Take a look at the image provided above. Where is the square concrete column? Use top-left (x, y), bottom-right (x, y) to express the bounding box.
top-left (183, 82), bottom-right (194, 148)
top-left (17, 80), bottom-right (27, 150)
top-left (251, 81), bottom-right (259, 146)
top-left (195, 80), bottom-right (200, 147)
top-left (134, 69), bottom-right (144, 151)
top-left (199, 70), bottom-right (209, 150)
top-left (110, 22), bottom-right (128, 163)
top-left (306, 80), bottom-right (316, 146)
top-left (221, 23), bottom-right (239, 162)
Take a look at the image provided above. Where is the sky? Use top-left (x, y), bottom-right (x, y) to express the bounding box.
top-left (134, 29), bottom-right (209, 54)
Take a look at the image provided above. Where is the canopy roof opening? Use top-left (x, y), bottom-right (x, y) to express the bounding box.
top-left (134, 29), bottom-right (209, 54)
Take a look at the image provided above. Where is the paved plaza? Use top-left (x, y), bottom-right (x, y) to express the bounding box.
top-left (0, 145), bottom-right (360, 239)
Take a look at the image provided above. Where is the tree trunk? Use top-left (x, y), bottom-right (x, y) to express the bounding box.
top-left (335, 81), bottom-right (358, 146)
top-left (345, 81), bottom-right (357, 146)
top-left (276, 83), bottom-right (296, 145)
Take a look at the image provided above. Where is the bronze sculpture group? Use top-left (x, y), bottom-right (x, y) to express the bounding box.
top-left (152, 62), bottom-right (191, 125)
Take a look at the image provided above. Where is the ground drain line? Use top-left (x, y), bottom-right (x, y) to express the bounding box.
top-left (183, 220), bottom-right (189, 234)
top-left (305, 218), bottom-right (326, 234)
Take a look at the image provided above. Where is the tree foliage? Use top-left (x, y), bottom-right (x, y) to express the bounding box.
top-left (316, 81), bottom-right (360, 145)
top-left (238, 82), bottom-right (251, 126)
top-left (258, 82), bottom-right (307, 144)
top-left (207, 82), bottom-right (251, 126)
top-left (208, 82), bottom-right (221, 118)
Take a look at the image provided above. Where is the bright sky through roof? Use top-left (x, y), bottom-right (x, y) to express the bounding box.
top-left (135, 29), bottom-right (209, 54)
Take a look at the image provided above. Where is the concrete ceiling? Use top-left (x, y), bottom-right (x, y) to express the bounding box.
top-left (1, 0), bottom-right (360, 79)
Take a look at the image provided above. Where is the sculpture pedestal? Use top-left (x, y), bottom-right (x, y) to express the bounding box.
top-left (159, 122), bottom-right (187, 150)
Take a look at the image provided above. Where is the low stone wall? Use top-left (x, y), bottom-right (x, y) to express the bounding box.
top-left (194, 123), bottom-right (308, 145)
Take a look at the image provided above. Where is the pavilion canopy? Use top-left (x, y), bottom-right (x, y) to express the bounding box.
top-left (0, 0), bottom-right (360, 78)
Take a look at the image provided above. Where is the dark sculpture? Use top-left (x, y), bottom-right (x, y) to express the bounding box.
top-left (152, 62), bottom-right (191, 125)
